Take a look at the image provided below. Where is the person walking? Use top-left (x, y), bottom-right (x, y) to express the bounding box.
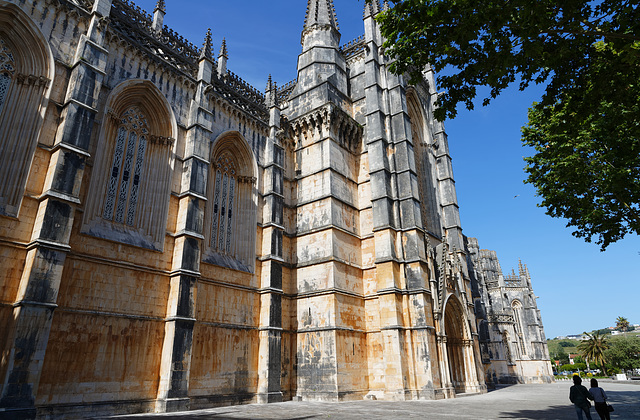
top-left (569, 375), bottom-right (594, 420)
top-left (589, 378), bottom-right (611, 420)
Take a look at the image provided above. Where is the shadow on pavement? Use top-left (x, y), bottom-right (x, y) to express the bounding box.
top-left (497, 404), bottom-right (574, 419)
top-left (109, 414), bottom-right (318, 420)
top-left (607, 389), bottom-right (640, 403)
top-left (486, 384), bottom-right (517, 393)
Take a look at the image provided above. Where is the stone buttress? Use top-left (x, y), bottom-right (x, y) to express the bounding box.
top-left (360, 2), bottom-right (437, 400)
top-left (0, 1), bottom-right (111, 418)
top-left (155, 26), bottom-right (214, 413)
top-left (256, 76), bottom-right (284, 404)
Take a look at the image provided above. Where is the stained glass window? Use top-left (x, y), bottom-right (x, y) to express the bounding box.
top-left (103, 107), bottom-right (149, 225)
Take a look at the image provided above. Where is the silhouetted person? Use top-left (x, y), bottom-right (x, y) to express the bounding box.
top-left (569, 375), bottom-right (593, 420)
top-left (589, 378), bottom-right (610, 420)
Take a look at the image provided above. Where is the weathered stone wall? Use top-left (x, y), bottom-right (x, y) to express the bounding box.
top-left (0, 0), bottom-right (553, 417)
top-left (467, 239), bottom-right (553, 385)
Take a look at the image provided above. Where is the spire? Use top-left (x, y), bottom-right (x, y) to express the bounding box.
top-left (154, 0), bottom-right (166, 13)
top-left (382, 0), bottom-right (390, 12)
top-left (300, 0), bottom-right (341, 49)
top-left (304, 0), bottom-right (339, 32)
top-left (518, 259), bottom-right (526, 277)
top-left (217, 38), bottom-right (228, 78)
top-left (197, 29), bottom-right (214, 82)
top-left (219, 38), bottom-right (228, 59)
top-left (364, 0), bottom-right (380, 18)
top-left (265, 74), bottom-right (278, 108)
top-left (200, 28), bottom-right (213, 61)
top-left (266, 74), bottom-right (273, 92)
top-left (152, 0), bottom-right (166, 32)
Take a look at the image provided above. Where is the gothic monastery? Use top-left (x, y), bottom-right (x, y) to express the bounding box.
top-left (0, 0), bottom-right (553, 418)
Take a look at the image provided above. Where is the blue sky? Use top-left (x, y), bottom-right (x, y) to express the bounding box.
top-left (133, 0), bottom-right (640, 339)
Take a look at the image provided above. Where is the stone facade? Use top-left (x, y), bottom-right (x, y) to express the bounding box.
top-left (0, 0), bottom-right (552, 418)
top-left (467, 239), bottom-right (554, 386)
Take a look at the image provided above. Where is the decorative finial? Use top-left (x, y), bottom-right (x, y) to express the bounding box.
top-left (265, 75), bottom-right (278, 108)
top-left (154, 0), bottom-right (166, 13)
top-left (219, 38), bottom-right (228, 59)
top-left (266, 74), bottom-right (273, 92)
top-left (304, 0), bottom-right (339, 31)
top-left (364, 0), bottom-right (381, 18)
top-left (152, 0), bottom-right (166, 31)
top-left (217, 37), bottom-right (228, 78)
top-left (200, 28), bottom-right (213, 60)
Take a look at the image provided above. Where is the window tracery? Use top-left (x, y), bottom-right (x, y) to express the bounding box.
top-left (0, 19), bottom-right (51, 218)
top-left (204, 134), bottom-right (257, 273)
top-left (502, 331), bottom-right (513, 364)
top-left (211, 152), bottom-right (238, 254)
top-left (407, 92), bottom-right (441, 237)
top-left (0, 37), bottom-right (15, 116)
top-left (81, 80), bottom-right (174, 251)
top-left (103, 107), bottom-right (149, 226)
top-left (512, 300), bottom-right (527, 356)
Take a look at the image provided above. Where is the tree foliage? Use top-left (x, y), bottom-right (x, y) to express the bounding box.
top-left (559, 362), bottom-right (587, 372)
top-left (559, 340), bottom-right (579, 348)
top-left (605, 335), bottom-right (640, 371)
top-left (616, 316), bottom-right (631, 332)
top-left (557, 347), bottom-right (570, 366)
top-left (578, 331), bottom-right (609, 375)
top-left (375, 0), bottom-right (640, 248)
top-left (551, 345), bottom-right (570, 366)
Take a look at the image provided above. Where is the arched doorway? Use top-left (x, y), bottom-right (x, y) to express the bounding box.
top-left (444, 298), bottom-right (466, 392)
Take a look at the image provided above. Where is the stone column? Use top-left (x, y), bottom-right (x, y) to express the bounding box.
top-left (462, 339), bottom-right (481, 392)
top-left (436, 333), bottom-right (453, 396)
top-left (0, 2), bottom-right (111, 418)
top-left (257, 80), bottom-right (283, 403)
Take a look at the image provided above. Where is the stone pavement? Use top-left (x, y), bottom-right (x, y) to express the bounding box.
top-left (107, 382), bottom-right (640, 420)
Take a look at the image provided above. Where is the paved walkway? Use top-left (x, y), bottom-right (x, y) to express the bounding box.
top-left (108, 381), bottom-right (640, 420)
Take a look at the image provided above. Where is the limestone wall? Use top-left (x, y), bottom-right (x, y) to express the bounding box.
top-left (0, 1), bottom-right (554, 417)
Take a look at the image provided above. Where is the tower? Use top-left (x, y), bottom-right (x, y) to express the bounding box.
top-left (284, 0), bottom-right (365, 400)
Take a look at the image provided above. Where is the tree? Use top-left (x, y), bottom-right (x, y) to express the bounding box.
top-left (555, 346), bottom-right (570, 366)
top-left (578, 331), bottom-right (609, 375)
top-left (616, 316), bottom-right (630, 332)
top-left (374, 0), bottom-right (640, 249)
top-left (558, 340), bottom-right (578, 348)
top-left (605, 336), bottom-right (640, 371)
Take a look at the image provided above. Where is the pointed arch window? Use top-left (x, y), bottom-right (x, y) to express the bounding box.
top-left (210, 152), bottom-right (238, 254)
top-left (0, 19), bottom-right (51, 218)
top-left (81, 80), bottom-right (174, 251)
top-left (512, 300), bottom-right (527, 356)
top-left (502, 331), bottom-right (513, 364)
top-left (204, 134), bottom-right (257, 273)
top-left (0, 37), bottom-right (15, 116)
top-left (103, 107), bottom-right (148, 226)
top-left (407, 92), bottom-right (442, 237)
